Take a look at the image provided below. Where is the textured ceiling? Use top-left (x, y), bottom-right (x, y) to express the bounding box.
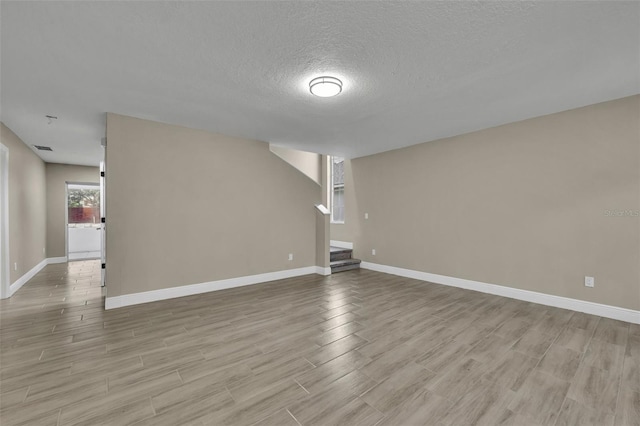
top-left (1, 1), bottom-right (638, 165)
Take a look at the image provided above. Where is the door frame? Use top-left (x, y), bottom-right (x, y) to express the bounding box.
top-left (65, 181), bottom-right (101, 261)
top-left (99, 161), bottom-right (105, 287)
top-left (0, 143), bottom-right (9, 299)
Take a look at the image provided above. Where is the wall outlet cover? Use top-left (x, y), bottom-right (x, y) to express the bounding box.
top-left (585, 276), bottom-right (595, 288)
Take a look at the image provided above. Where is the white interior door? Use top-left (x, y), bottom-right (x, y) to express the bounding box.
top-left (100, 161), bottom-right (105, 287)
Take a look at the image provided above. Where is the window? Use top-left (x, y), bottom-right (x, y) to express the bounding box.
top-left (67, 184), bottom-right (100, 225)
top-left (331, 157), bottom-right (345, 223)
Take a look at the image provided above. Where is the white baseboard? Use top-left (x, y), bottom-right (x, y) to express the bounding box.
top-left (6, 256), bottom-right (75, 298)
top-left (361, 262), bottom-right (640, 325)
top-left (315, 266), bottom-right (332, 276)
top-left (9, 258), bottom-right (48, 296)
top-left (330, 240), bottom-right (353, 249)
top-left (106, 266), bottom-right (323, 310)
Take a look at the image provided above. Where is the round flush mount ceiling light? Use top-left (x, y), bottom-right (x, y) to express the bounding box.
top-left (309, 76), bottom-right (342, 97)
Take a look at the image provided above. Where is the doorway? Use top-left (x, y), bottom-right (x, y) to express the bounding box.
top-left (66, 183), bottom-right (101, 261)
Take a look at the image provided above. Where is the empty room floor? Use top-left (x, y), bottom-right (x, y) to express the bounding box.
top-left (0, 261), bottom-right (638, 425)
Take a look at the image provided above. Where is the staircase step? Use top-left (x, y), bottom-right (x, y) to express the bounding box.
top-left (330, 247), bottom-right (353, 262)
top-left (330, 258), bottom-right (361, 273)
top-left (330, 251), bottom-right (353, 261)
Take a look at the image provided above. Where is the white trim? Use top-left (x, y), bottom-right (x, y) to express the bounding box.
top-left (315, 204), bottom-right (330, 215)
top-left (65, 183), bottom-right (68, 259)
top-left (105, 266), bottom-right (322, 310)
top-left (8, 257), bottom-right (69, 297)
top-left (330, 240), bottom-right (353, 250)
top-left (99, 160), bottom-right (106, 288)
top-left (0, 143), bottom-right (9, 299)
top-left (9, 258), bottom-right (47, 296)
top-left (361, 262), bottom-right (640, 325)
top-left (315, 266), bottom-right (332, 276)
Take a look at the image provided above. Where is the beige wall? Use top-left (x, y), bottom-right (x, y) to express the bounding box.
top-left (105, 114), bottom-right (321, 297)
top-left (346, 95), bottom-right (640, 310)
top-left (269, 145), bottom-right (322, 185)
top-left (1, 123), bottom-right (47, 285)
top-left (45, 163), bottom-right (100, 258)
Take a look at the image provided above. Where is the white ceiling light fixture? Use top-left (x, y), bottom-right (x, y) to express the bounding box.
top-left (309, 76), bottom-right (342, 97)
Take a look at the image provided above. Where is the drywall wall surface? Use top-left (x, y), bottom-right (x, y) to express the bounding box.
top-left (1, 123), bottom-right (46, 284)
top-left (270, 144), bottom-right (322, 185)
top-left (351, 95), bottom-right (640, 310)
top-left (106, 114), bottom-right (320, 297)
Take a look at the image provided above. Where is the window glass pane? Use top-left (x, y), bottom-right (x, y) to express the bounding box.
top-left (68, 186), bottom-right (100, 225)
top-left (333, 187), bottom-right (344, 222)
top-left (333, 157), bottom-right (344, 187)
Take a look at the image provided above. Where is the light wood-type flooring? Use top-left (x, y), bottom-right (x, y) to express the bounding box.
top-left (1, 260), bottom-right (638, 425)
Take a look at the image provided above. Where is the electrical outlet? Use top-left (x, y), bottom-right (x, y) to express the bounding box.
top-left (585, 276), bottom-right (594, 288)
top-left (43, 247), bottom-right (46, 254)
top-left (365, 213), bottom-right (369, 219)
top-left (288, 253), bottom-right (293, 261)
top-left (14, 262), bottom-right (17, 271)
top-left (372, 249), bottom-right (376, 255)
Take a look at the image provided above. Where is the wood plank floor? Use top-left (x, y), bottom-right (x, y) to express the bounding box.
top-left (1, 260), bottom-right (638, 425)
